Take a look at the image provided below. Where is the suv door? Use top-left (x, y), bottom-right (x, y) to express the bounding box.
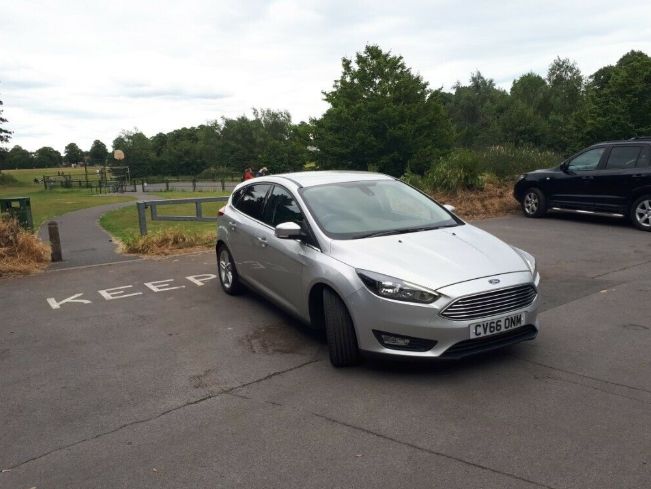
top-left (549, 147), bottom-right (606, 210)
top-left (592, 145), bottom-right (644, 214)
top-left (255, 185), bottom-right (315, 315)
top-left (229, 183), bottom-right (272, 286)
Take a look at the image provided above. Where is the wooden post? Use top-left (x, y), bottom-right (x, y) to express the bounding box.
top-left (48, 221), bottom-right (63, 262)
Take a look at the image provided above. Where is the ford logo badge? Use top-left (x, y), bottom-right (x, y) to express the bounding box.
top-left (488, 279), bottom-right (500, 284)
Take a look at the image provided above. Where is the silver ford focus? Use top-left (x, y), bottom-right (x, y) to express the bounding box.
top-left (216, 171), bottom-right (540, 367)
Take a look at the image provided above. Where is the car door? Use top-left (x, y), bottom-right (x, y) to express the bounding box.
top-left (253, 184), bottom-right (315, 315)
top-left (591, 145), bottom-right (644, 214)
top-left (229, 183), bottom-right (272, 286)
top-left (549, 147), bottom-right (607, 210)
top-left (632, 146), bottom-right (651, 195)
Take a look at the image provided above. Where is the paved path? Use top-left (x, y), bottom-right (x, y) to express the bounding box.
top-left (37, 192), bottom-right (151, 269)
top-left (2, 213), bottom-right (650, 488)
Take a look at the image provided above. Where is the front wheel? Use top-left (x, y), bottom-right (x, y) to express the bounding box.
top-left (217, 244), bottom-right (244, 295)
top-left (323, 288), bottom-right (361, 367)
top-left (522, 188), bottom-right (547, 218)
top-left (631, 195), bottom-right (651, 231)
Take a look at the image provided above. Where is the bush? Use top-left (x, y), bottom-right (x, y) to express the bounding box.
top-left (196, 166), bottom-right (235, 180)
top-left (0, 173), bottom-right (18, 185)
top-left (0, 216), bottom-right (50, 276)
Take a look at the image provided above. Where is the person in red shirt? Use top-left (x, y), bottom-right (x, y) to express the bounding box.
top-left (242, 168), bottom-right (254, 181)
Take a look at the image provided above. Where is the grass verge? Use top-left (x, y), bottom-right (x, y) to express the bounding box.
top-left (0, 217), bottom-right (50, 277)
top-left (432, 181), bottom-right (520, 221)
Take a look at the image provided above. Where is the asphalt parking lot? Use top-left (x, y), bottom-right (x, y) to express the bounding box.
top-left (2, 213), bottom-right (650, 489)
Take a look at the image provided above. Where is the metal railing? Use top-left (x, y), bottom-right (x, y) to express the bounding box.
top-left (136, 197), bottom-right (228, 235)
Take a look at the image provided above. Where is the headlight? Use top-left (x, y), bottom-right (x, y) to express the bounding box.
top-left (512, 246), bottom-right (536, 275)
top-left (517, 174), bottom-right (526, 181)
top-left (356, 269), bottom-right (439, 304)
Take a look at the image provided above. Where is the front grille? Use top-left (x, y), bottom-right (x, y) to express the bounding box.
top-left (441, 284), bottom-right (537, 320)
top-left (441, 324), bottom-right (538, 359)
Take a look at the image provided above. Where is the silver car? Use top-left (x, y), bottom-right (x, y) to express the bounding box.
top-left (217, 171), bottom-right (540, 367)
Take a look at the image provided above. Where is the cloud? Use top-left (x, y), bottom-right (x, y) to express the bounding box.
top-left (1, 0), bottom-right (650, 151)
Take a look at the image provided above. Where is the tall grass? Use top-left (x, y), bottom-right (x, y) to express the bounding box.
top-left (404, 145), bottom-right (564, 193)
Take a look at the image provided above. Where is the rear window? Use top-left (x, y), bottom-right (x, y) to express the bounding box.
top-left (232, 184), bottom-right (271, 220)
top-left (605, 146), bottom-right (642, 169)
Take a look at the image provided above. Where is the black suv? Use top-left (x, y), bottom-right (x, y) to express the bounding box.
top-left (514, 137), bottom-right (651, 231)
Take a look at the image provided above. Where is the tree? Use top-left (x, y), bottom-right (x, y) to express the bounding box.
top-left (88, 140), bottom-right (108, 165)
top-left (5, 145), bottom-right (33, 169)
top-left (581, 50), bottom-right (651, 144)
top-left (314, 45), bottom-right (453, 176)
top-left (0, 95), bottom-right (11, 147)
top-left (63, 143), bottom-right (84, 165)
top-left (33, 146), bottom-right (63, 168)
top-left (112, 130), bottom-right (154, 177)
top-left (444, 71), bottom-right (509, 149)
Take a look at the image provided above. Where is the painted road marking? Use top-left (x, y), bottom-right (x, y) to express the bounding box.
top-left (46, 274), bottom-right (217, 310)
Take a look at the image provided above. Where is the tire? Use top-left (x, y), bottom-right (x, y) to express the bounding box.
top-left (323, 288), bottom-right (360, 367)
top-left (521, 188), bottom-right (547, 218)
top-left (630, 195), bottom-right (651, 231)
top-left (217, 244), bottom-right (244, 295)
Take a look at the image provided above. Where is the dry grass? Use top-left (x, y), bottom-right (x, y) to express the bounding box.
top-left (0, 217), bottom-right (50, 277)
top-left (121, 228), bottom-right (216, 255)
top-left (432, 181), bottom-right (520, 221)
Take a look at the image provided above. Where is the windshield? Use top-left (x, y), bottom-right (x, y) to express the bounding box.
top-left (300, 179), bottom-right (461, 240)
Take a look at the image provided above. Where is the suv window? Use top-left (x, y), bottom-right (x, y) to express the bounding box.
top-left (637, 147), bottom-right (650, 168)
top-left (233, 184), bottom-right (271, 220)
top-left (262, 185), bottom-right (303, 227)
top-left (567, 148), bottom-right (605, 171)
top-left (606, 146), bottom-right (642, 169)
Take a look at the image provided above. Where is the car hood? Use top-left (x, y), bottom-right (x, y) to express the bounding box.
top-left (328, 224), bottom-right (529, 291)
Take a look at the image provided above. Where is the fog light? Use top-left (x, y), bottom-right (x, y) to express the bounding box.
top-left (381, 334), bottom-right (411, 347)
top-left (373, 330), bottom-right (437, 352)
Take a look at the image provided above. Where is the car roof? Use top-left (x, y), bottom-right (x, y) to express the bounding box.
top-left (592, 138), bottom-right (651, 146)
top-left (267, 171), bottom-right (395, 188)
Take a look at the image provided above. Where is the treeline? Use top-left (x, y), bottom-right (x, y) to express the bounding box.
top-left (1, 47), bottom-right (650, 179)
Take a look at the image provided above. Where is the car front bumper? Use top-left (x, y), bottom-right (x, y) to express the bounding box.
top-left (346, 271), bottom-right (540, 358)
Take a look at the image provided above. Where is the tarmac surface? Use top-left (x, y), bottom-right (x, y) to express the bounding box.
top-left (2, 212), bottom-right (650, 488)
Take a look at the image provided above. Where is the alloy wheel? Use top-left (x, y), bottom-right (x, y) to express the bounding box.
top-left (219, 249), bottom-right (233, 289)
top-left (635, 199), bottom-right (651, 228)
top-left (524, 192), bottom-right (539, 215)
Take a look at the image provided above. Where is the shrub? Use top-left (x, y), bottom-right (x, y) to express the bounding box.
top-left (0, 216), bottom-right (50, 276)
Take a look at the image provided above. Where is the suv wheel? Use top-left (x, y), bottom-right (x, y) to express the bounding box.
top-left (323, 288), bottom-right (361, 367)
top-left (631, 195), bottom-right (651, 231)
top-left (522, 188), bottom-right (546, 218)
top-left (217, 244), bottom-right (244, 294)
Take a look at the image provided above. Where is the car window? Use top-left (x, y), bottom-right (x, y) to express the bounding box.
top-left (567, 148), bottom-right (605, 171)
top-left (300, 179), bottom-right (459, 240)
top-left (232, 184), bottom-right (271, 220)
top-left (261, 185), bottom-right (303, 227)
top-left (637, 147), bottom-right (650, 168)
top-left (605, 146), bottom-right (642, 169)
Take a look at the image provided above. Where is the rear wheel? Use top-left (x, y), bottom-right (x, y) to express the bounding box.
top-left (323, 288), bottom-right (360, 367)
top-left (217, 244), bottom-right (244, 295)
top-left (631, 195), bottom-right (651, 231)
top-left (522, 188), bottom-right (547, 218)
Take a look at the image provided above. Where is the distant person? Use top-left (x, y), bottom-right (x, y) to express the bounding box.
top-left (256, 167), bottom-right (269, 177)
top-left (243, 168), bottom-right (254, 180)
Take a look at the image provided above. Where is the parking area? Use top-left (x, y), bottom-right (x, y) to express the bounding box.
top-left (1, 213), bottom-right (650, 489)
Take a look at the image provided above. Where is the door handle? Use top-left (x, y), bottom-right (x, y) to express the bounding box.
top-left (581, 176), bottom-right (594, 180)
top-left (256, 236), bottom-right (268, 247)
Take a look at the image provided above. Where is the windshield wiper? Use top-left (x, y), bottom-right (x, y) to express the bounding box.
top-left (352, 223), bottom-right (458, 239)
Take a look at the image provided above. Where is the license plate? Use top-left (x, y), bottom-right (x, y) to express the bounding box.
top-left (470, 313), bottom-right (524, 338)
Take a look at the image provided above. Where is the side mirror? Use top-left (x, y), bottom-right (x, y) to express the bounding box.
top-left (275, 221), bottom-right (303, 239)
top-left (561, 161), bottom-right (571, 173)
top-left (443, 204), bottom-right (456, 213)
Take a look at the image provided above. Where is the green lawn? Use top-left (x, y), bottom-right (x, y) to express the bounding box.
top-left (1, 168), bottom-right (134, 228)
top-left (100, 191), bottom-right (230, 244)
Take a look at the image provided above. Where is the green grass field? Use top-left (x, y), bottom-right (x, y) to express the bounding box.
top-left (100, 190), bottom-right (229, 245)
top-left (0, 168), bottom-right (133, 228)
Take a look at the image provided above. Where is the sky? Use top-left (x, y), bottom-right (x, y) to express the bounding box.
top-left (2, 0), bottom-right (651, 153)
